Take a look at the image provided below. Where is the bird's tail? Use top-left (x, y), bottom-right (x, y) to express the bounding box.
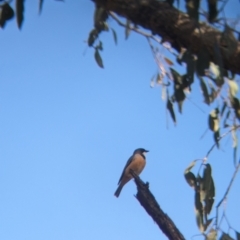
top-left (114, 184), bottom-right (123, 198)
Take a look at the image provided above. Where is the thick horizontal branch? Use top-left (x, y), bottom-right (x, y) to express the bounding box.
top-left (130, 170), bottom-right (185, 240)
top-left (93, 0), bottom-right (240, 75)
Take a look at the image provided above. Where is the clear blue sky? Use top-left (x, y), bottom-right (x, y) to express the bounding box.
top-left (0, 1), bottom-right (239, 240)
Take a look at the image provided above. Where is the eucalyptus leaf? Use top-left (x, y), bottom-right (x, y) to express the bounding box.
top-left (184, 171), bottom-right (196, 188)
top-left (236, 231), bottom-right (240, 240)
top-left (111, 28), bottom-right (117, 45)
top-left (219, 232), bottom-right (234, 240)
top-left (228, 80), bottom-right (239, 98)
top-left (16, 0), bottom-right (24, 29)
top-left (199, 77), bottom-right (210, 105)
top-left (167, 98), bottom-right (176, 124)
top-left (196, 49), bottom-right (210, 76)
top-left (0, 3), bottom-right (14, 28)
top-left (94, 49), bottom-right (104, 68)
top-left (39, 0), bottom-right (43, 14)
top-left (125, 19), bottom-right (131, 39)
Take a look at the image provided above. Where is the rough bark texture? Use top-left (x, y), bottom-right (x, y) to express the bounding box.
top-left (130, 171), bottom-right (185, 240)
top-left (93, 0), bottom-right (240, 75)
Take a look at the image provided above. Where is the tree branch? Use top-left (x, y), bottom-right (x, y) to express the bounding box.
top-left (130, 170), bottom-right (186, 240)
top-left (93, 0), bottom-right (240, 75)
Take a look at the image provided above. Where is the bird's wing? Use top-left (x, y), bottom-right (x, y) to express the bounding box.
top-left (117, 155), bottom-right (133, 185)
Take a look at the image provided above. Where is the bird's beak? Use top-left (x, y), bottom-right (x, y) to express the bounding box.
top-left (145, 150), bottom-right (149, 153)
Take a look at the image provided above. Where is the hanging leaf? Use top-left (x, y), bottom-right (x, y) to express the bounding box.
top-left (207, 0), bottom-right (218, 23)
top-left (185, 0), bottom-right (200, 22)
top-left (213, 44), bottom-right (224, 86)
top-left (203, 164), bottom-right (212, 191)
top-left (94, 49), bottom-right (104, 68)
top-left (167, 98), bottom-right (176, 124)
top-left (199, 77), bottom-right (210, 105)
top-left (228, 79), bottom-right (239, 98)
top-left (236, 231), bottom-right (240, 240)
top-left (208, 109), bottom-right (219, 132)
top-left (214, 130), bottom-right (220, 148)
top-left (204, 218), bottom-right (213, 232)
top-left (231, 97), bottom-right (240, 120)
top-left (125, 19), bottom-right (131, 39)
top-left (223, 109), bottom-right (231, 127)
top-left (16, 0), bottom-right (24, 29)
top-left (0, 3), bottom-right (14, 28)
top-left (219, 232), bottom-right (234, 240)
top-left (196, 48), bottom-right (210, 76)
top-left (88, 29), bottom-right (98, 47)
top-left (39, 0), bottom-right (43, 14)
top-left (220, 101), bottom-right (227, 117)
top-left (111, 28), bottom-right (117, 45)
top-left (185, 171), bottom-right (197, 188)
top-left (195, 191), bottom-right (204, 232)
top-left (207, 229), bottom-right (217, 240)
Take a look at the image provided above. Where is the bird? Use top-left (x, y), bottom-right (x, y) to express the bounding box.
top-left (114, 148), bottom-right (149, 198)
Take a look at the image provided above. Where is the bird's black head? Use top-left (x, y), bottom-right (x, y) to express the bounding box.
top-left (133, 148), bottom-right (149, 154)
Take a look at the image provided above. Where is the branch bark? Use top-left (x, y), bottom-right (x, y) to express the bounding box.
top-left (93, 0), bottom-right (240, 75)
top-left (130, 170), bottom-right (186, 240)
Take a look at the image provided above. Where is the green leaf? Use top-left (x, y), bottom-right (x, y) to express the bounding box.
top-left (125, 19), bottom-right (131, 39)
top-left (94, 49), bottom-right (104, 68)
top-left (195, 192), bottom-right (204, 232)
top-left (199, 77), bottom-right (210, 105)
top-left (204, 218), bottom-right (213, 232)
top-left (205, 198), bottom-right (214, 215)
top-left (206, 229), bottom-right (217, 240)
top-left (231, 97), bottom-right (240, 120)
top-left (184, 171), bottom-right (196, 188)
top-left (203, 164), bottom-right (212, 190)
top-left (228, 80), bottom-right (239, 98)
top-left (236, 231), bottom-right (240, 240)
top-left (16, 0), bottom-right (24, 29)
top-left (220, 101), bottom-right (227, 117)
top-left (186, 0), bottom-right (200, 22)
top-left (88, 29), bottom-right (98, 47)
top-left (223, 109), bottom-right (231, 127)
top-left (0, 3), bottom-right (14, 28)
top-left (207, 0), bottom-right (218, 23)
top-left (213, 44), bottom-right (224, 86)
top-left (167, 98), bottom-right (176, 124)
top-left (219, 232), bottom-right (234, 240)
top-left (196, 48), bottom-right (210, 76)
top-left (39, 0), bottom-right (43, 14)
top-left (214, 130), bottom-right (220, 148)
top-left (208, 109), bottom-right (219, 132)
top-left (111, 28), bottom-right (117, 45)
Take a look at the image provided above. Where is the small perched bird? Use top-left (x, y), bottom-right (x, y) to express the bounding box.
top-left (114, 148), bottom-right (149, 198)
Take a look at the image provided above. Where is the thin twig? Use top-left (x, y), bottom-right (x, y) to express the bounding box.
top-left (216, 160), bottom-right (240, 227)
top-left (205, 125), bottom-right (240, 158)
